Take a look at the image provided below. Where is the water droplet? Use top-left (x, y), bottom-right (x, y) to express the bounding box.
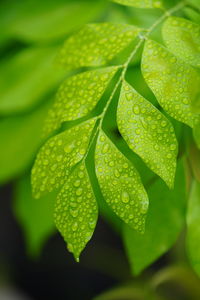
top-left (64, 145), bottom-right (73, 153)
top-left (74, 180), bottom-right (81, 187)
top-left (76, 188), bottom-right (83, 196)
top-left (121, 191), bottom-right (130, 203)
top-left (102, 143), bottom-right (109, 154)
top-left (133, 105), bottom-right (140, 115)
top-left (72, 222), bottom-right (78, 231)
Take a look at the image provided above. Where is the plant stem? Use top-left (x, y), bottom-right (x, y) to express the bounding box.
top-left (83, 1), bottom-right (186, 161)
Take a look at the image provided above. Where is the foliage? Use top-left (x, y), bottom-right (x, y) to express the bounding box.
top-left (30, 0), bottom-right (200, 277)
top-left (1, 0), bottom-right (200, 281)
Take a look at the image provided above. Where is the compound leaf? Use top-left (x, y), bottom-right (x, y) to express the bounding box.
top-left (124, 161), bottom-right (186, 275)
top-left (31, 118), bottom-right (96, 198)
top-left (186, 180), bottom-right (200, 276)
top-left (54, 161), bottom-right (98, 262)
top-left (58, 23), bottom-right (141, 70)
top-left (162, 16), bottom-right (200, 68)
top-left (117, 81), bottom-right (177, 188)
top-left (95, 130), bottom-right (148, 232)
top-left (111, 0), bottom-right (163, 9)
top-left (142, 39), bottom-right (200, 127)
top-left (14, 175), bottom-right (55, 257)
top-left (44, 66), bottom-right (119, 135)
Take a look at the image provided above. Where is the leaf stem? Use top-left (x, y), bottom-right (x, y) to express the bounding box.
top-left (83, 0), bottom-right (186, 161)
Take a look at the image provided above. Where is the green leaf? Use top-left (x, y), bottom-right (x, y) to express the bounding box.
top-left (111, 0), bottom-right (163, 9)
top-left (0, 47), bottom-right (65, 115)
top-left (44, 66), bottom-right (119, 135)
top-left (31, 118), bottom-right (96, 198)
top-left (186, 180), bottom-right (200, 276)
top-left (95, 130), bottom-right (148, 232)
top-left (193, 122), bottom-right (200, 149)
top-left (188, 143), bottom-right (200, 183)
top-left (184, 7), bottom-right (200, 25)
top-left (14, 175), bottom-right (55, 257)
top-left (9, 0), bottom-right (105, 43)
top-left (54, 161), bottom-right (98, 262)
top-left (58, 23), bottom-right (141, 70)
top-left (187, 0), bottom-right (200, 10)
top-left (191, 91), bottom-right (200, 114)
top-left (0, 100), bottom-right (51, 184)
top-left (124, 160), bottom-right (186, 275)
top-left (117, 80), bottom-right (177, 188)
top-left (162, 16), bottom-right (200, 68)
top-left (142, 39), bottom-right (200, 127)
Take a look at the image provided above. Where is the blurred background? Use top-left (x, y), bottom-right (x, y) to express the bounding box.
top-left (1, 0), bottom-right (200, 299)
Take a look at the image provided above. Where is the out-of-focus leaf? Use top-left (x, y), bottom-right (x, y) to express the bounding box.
top-left (123, 161), bottom-right (186, 275)
top-left (0, 99), bottom-right (51, 184)
top-left (189, 144), bottom-right (200, 183)
top-left (111, 0), bottom-right (163, 9)
top-left (186, 180), bottom-right (200, 276)
top-left (0, 0), bottom-right (106, 43)
top-left (14, 175), bottom-right (55, 257)
top-left (187, 0), bottom-right (200, 10)
top-left (0, 47), bottom-right (65, 115)
top-left (184, 7), bottom-right (200, 25)
top-left (194, 122), bottom-right (200, 149)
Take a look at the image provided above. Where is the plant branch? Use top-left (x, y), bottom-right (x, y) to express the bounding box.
top-left (83, 1), bottom-right (186, 162)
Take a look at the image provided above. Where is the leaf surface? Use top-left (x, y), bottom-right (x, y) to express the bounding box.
top-left (111, 0), bottom-right (163, 8)
top-left (142, 39), bottom-right (200, 127)
top-left (117, 81), bottom-right (177, 188)
top-left (58, 23), bottom-right (141, 70)
top-left (54, 161), bottom-right (98, 261)
top-left (44, 66), bottom-right (118, 135)
top-left (31, 118), bottom-right (96, 198)
top-left (163, 16), bottom-right (200, 67)
top-left (95, 130), bottom-right (148, 232)
top-left (186, 180), bottom-right (200, 276)
top-left (124, 161), bottom-right (186, 275)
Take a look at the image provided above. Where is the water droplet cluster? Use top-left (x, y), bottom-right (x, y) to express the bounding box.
top-left (58, 23), bottom-right (141, 69)
top-left (111, 0), bottom-right (162, 8)
top-left (54, 162), bottom-right (98, 262)
top-left (95, 130), bottom-right (148, 232)
top-left (117, 81), bottom-right (177, 188)
top-left (31, 119), bottom-right (96, 198)
top-left (163, 16), bottom-right (200, 68)
top-left (44, 67), bottom-right (118, 135)
top-left (142, 39), bottom-right (200, 128)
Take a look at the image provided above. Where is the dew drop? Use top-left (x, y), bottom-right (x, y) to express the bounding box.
top-left (121, 191), bottom-right (130, 203)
